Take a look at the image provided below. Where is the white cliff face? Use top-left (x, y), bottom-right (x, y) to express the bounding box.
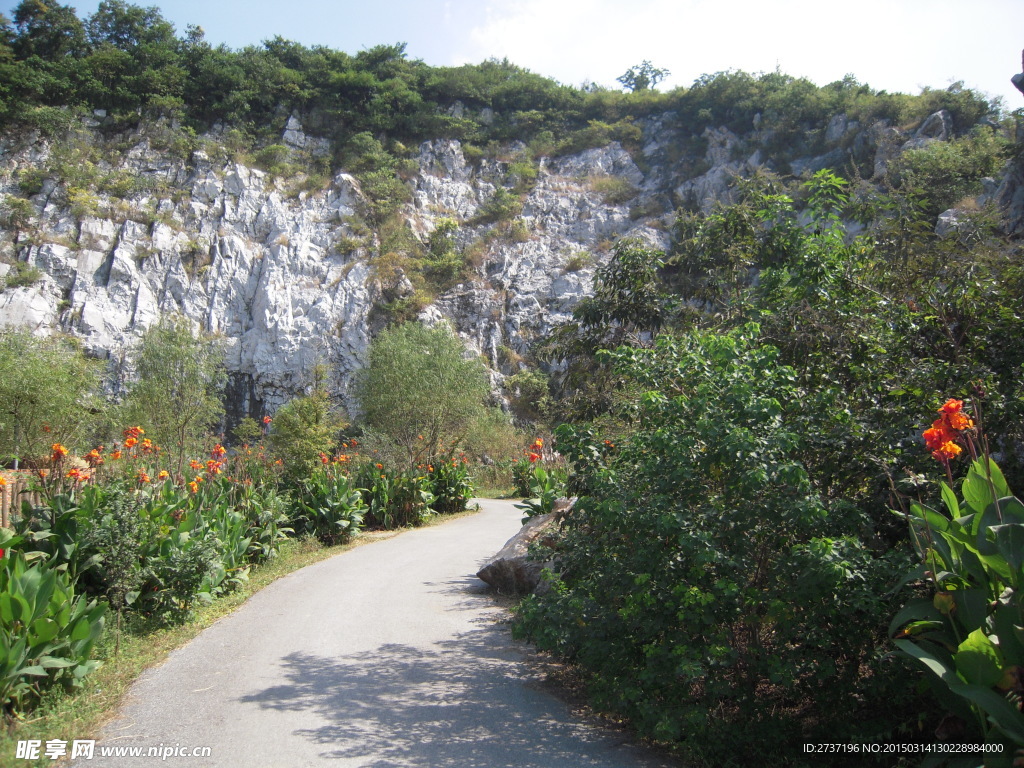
top-left (0, 108), bottom-right (997, 419)
top-left (0, 119), bottom-right (671, 417)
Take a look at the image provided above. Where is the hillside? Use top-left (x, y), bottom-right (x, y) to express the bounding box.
top-left (0, 2), bottom-right (1016, 428)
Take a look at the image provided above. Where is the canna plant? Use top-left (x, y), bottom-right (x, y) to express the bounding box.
top-left (893, 398), bottom-right (1024, 758)
top-left (514, 465), bottom-right (568, 521)
top-left (0, 547), bottom-right (106, 712)
top-left (295, 467), bottom-right (366, 545)
top-left (428, 456), bottom-right (474, 514)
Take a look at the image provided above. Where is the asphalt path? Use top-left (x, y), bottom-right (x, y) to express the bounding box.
top-left (76, 499), bottom-right (675, 768)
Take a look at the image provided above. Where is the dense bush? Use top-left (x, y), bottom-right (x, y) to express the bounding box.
top-left (0, 547), bottom-right (106, 712)
top-left (517, 328), bottom-right (917, 763)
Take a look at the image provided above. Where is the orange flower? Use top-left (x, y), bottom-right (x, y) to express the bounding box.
top-left (320, 452), bottom-right (330, 464)
top-left (157, 470), bottom-right (169, 480)
top-left (211, 444), bottom-right (226, 459)
top-left (123, 426), bottom-right (144, 440)
top-left (51, 443), bottom-right (69, 462)
top-left (924, 398), bottom-right (975, 463)
top-left (923, 422), bottom-right (955, 452)
top-left (376, 463), bottom-right (383, 470)
top-left (206, 460), bottom-right (223, 475)
top-left (188, 480), bottom-right (199, 493)
top-left (189, 460), bottom-right (203, 471)
top-left (67, 467), bottom-right (83, 481)
top-left (528, 452), bottom-right (540, 463)
top-left (0, 476), bottom-right (7, 488)
top-left (110, 449), bottom-right (122, 460)
top-left (84, 448), bottom-right (103, 467)
top-left (262, 416), bottom-right (272, 425)
top-left (137, 470), bottom-right (151, 483)
top-left (124, 437), bottom-right (138, 449)
top-left (932, 441), bottom-right (963, 462)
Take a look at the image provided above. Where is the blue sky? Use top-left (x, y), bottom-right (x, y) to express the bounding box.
top-left (4, 0), bottom-right (1024, 109)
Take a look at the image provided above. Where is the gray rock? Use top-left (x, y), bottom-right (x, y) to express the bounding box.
top-left (476, 512), bottom-right (557, 594)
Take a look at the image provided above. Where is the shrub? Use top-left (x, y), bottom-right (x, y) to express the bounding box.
top-left (0, 549), bottom-right (106, 712)
top-left (355, 322), bottom-right (489, 464)
top-left (517, 327), bottom-right (916, 764)
top-left (473, 187), bottom-right (521, 224)
top-left (294, 467), bottom-right (365, 545)
top-left (428, 456), bottom-right (474, 514)
top-left (266, 370), bottom-right (346, 483)
top-left (889, 126), bottom-right (1008, 216)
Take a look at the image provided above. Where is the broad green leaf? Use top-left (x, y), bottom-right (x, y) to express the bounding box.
top-left (895, 638), bottom-right (959, 686)
top-left (992, 524), bottom-right (1024, 575)
top-left (955, 629), bottom-right (1004, 687)
top-left (888, 598), bottom-right (942, 638)
top-left (964, 468), bottom-right (997, 516)
top-left (29, 617), bottom-right (58, 644)
top-left (37, 656), bottom-right (75, 669)
top-left (940, 482), bottom-right (960, 517)
top-left (956, 685), bottom-right (1024, 746)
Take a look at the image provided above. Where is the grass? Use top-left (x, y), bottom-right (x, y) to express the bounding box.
top-left (0, 509), bottom-right (480, 766)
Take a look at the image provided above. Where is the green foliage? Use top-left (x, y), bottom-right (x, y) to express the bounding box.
top-left (266, 373), bottom-right (345, 483)
top-left (889, 126), bottom-right (1009, 216)
top-left (427, 456), bottom-right (474, 514)
top-left (353, 463), bottom-right (434, 529)
top-left (616, 61), bottom-right (670, 92)
top-left (505, 368), bottom-right (553, 424)
top-left (294, 467), bottom-right (365, 545)
top-left (118, 316), bottom-right (226, 476)
top-left (355, 321), bottom-right (489, 464)
top-left (0, 329), bottom-right (102, 467)
top-left (473, 186), bottom-right (522, 224)
top-left (894, 453), bottom-right (1024, 753)
top-left (518, 327), bottom-right (914, 763)
top-left (0, 548), bottom-right (106, 712)
top-left (1, 260), bottom-right (42, 289)
top-left (513, 464), bottom-right (566, 521)
top-left (542, 238), bottom-right (671, 420)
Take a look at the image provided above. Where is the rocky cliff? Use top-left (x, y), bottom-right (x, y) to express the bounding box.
top-left (0, 108), bottom-right (1016, 423)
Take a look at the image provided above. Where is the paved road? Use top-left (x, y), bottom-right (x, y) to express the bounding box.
top-left (77, 499), bottom-right (674, 767)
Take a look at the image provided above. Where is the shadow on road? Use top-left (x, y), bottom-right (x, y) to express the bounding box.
top-left (239, 583), bottom-right (672, 768)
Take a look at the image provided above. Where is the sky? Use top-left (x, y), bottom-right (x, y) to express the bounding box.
top-left (5, 0), bottom-right (1024, 109)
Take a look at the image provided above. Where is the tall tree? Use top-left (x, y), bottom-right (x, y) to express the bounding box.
top-left (355, 321), bottom-right (488, 463)
top-left (0, 330), bottom-right (102, 467)
top-left (118, 316), bottom-right (225, 476)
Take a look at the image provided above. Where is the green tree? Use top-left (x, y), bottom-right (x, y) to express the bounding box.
top-left (266, 366), bottom-right (345, 482)
top-left (616, 60), bottom-right (670, 92)
top-left (118, 316), bottom-right (225, 475)
top-left (0, 329), bottom-right (102, 467)
top-left (355, 321), bottom-right (489, 463)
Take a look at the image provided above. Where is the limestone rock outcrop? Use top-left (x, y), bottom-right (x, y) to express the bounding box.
top-left (0, 108), bottom-right (1012, 421)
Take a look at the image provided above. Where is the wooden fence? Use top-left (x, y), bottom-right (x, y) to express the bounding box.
top-left (0, 477), bottom-right (42, 528)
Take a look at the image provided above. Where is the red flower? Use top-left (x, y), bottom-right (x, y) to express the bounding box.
top-left (262, 416), bottom-right (272, 425)
top-left (528, 452), bottom-right (540, 463)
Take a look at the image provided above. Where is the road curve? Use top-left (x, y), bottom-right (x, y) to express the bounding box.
top-left (77, 499), bottom-right (674, 767)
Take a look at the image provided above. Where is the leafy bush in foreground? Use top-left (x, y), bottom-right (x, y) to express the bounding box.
top-left (517, 326), bottom-right (918, 765)
top-left (0, 548), bottom-right (106, 712)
